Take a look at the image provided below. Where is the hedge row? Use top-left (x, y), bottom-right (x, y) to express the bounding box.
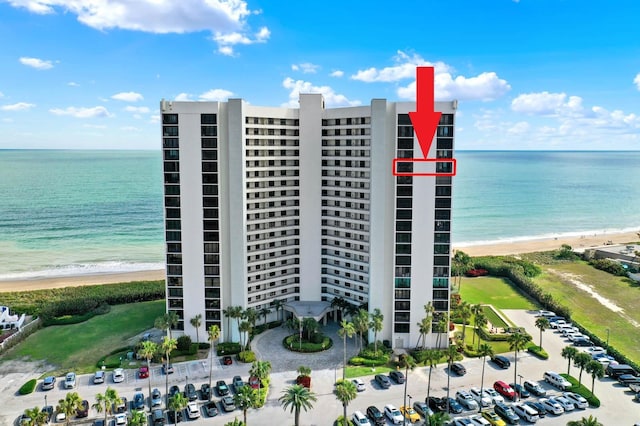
top-left (561, 373), bottom-right (600, 407)
top-left (42, 303), bottom-right (111, 326)
top-left (19, 379), bottom-right (37, 395)
top-left (588, 258), bottom-right (628, 276)
top-left (526, 344), bottom-right (549, 359)
top-left (217, 342), bottom-right (241, 355)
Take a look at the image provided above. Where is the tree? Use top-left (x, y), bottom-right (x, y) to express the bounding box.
top-left (435, 312), bottom-right (449, 349)
top-left (207, 324), bottom-right (221, 401)
top-left (130, 410), bottom-right (148, 426)
top-left (57, 393), bottom-right (81, 425)
top-left (93, 387), bottom-right (121, 425)
top-left (428, 411), bottom-right (451, 426)
top-left (330, 297), bottom-right (348, 321)
top-left (239, 320), bottom-right (252, 350)
top-left (445, 345), bottom-right (459, 413)
top-left (477, 343), bottom-right (495, 409)
top-left (353, 309), bottom-right (370, 352)
top-left (369, 308), bottom-right (384, 354)
top-left (470, 304), bottom-right (483, 346)
top-left (234, 385), bottom-right (258, 425)
top-left (23, 406), bottom-right (48, 426)
top-left (302, 317), bottom-right (319, 341)
top-left (562, 346), bottom-right (578, 375)
top-left (279, 384), bottom-right (317, 426)
top-left (335, 379), bottom-right (358, 426)
top-left (227, 305), bottom-right (244, 342)
top-left (507, 331), bottom-right (532, 386)
top-left (244, 308), bottom-right (259, 330)
top-left (249, 360), bottom-right (272, 384)
top-left (155, 312), bottom-right (179, 339)
top-left (423, 348), bottom-right (442, 417)
top-left (574, 352), bottom-right (592, 386)
top-left (337, 320), bottom-right (356, 380)
top-left (272, 298), bottom-right (285, 322)
top-left (458, 301), bottom-right (472, 341)
top-left (258, 307), bottom-right (272, 325)
top-left (474, 311), bottom-right (488, 350)
top-left (566, 415), bottom-right (604, 426)
top-left (190, 314), bottom-right (202, 344)
top-left (222, 307), bottom-right (233, 342)
top-left (169, 392), bottom-right (188, 423)
top-left (138, 340), bottom-right (158, 409)
top-left (586, 360), bottom-right (605, 396)
top-left (452, 250), bottom-right (471, 289)
top-left (398, 353), bottom-right (416, 423)
top-left (161, 336), bottom-right (178, 407)
top-left (534, 317), bottom-right (550, 349)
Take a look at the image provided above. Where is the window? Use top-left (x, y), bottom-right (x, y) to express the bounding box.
top-left (201, 114), bottom-right (217, 124)
top-left (394, 323), bottom-right (410, 333)
top-left (163, 114), bottom-right (178, 124)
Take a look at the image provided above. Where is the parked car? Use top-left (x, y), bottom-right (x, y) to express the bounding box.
top-left (64, 372), bottom-right (76, 389)
top-left (494, 402), bottom-right (520, 424)
top-left (76, 400), bottom-right (89, 418)
top-left (427, 396), bottom-right (447, 413)
top-left (389, 371), bottom-right (405, 384)
top-left (186, 401), bottom-right (200, 419)
top-left (456, 390), bottom-right (479, 411)
top-left (453, 419), bottom-right (474, 426)
top-left (446, 397), bottom-right (464, 414)
top-left (399, 405), bottom-right (420, 423)
top-left (200, 383), bottom-right (211, 400)
top-left (524, 400), bottom-right (547, 417)
top-left (554, 395), bottom-right (576, 411)
top-left (352, 378), bottom-right (366, 392)
top-left (352, 410), bottom-right (372, 426)
top-left (114, 413), bottom-right (127, 425)
top-left (93, 370), bottom-right (105, 384)
top-left (138, 366), bottom-right (149, 379)
top-left (538, 398), bottom-right (564, 415)
top-left (583, 346), bottom-right (606, 356)
top-left (491, 355), bottom-right (511, 369)
top-left (413, 401), bottom-right (433, 418)
top-left (366, 405), bottom-right (386, 426)
top-left (374, 374), bottom-right (391, 389)
top-left (523, 380), bottom-right (546, 397)
top-left (169, 385), bottom-right (180, 398)
top-left (221, 395), bottom-right (236, 412)
top-left (162, 363), bottom-right (174, 374)
top-left (543, 371), bottom-right (572, 390)
top-left (493, 381), bottom-right (516, 400)
top-left (113, 368), bottom-right (125, 383)
top-left (41, 406), bottom-right (54, 423)
top-left (451, 362), bottom-right (467, 376)
top-left (562, 392), bottom-right (588, 409)
top-left (204, 400), bottom-right (219, 417)
top-left (512, 402), bottom-right (539, 423)
top-left (509, 382), bottom-right (530, 398)
top-left (152, 408), bottom-right (165, 425)
top-left (222, 355), bottom-right (233, 365)
top-left (216, 380), bottom-right (230, 396)
top-left (482, 410), bottom-right (507, 426)
top-left (573, 337), bottom-right (593, 347)
top-left (470, 415), bottom-right (491, 426)
top-left (151, 388), bottom-right (162, 406)
top-left (248, 375), bottom-right (261, 389)
top-left (469, 387), bottom-right (492, 408)
top-left (232, 375), bottom-right (244, 392)
top-left (114, 397), bottom-right (127, 414)
top-left (384, 404), bottom-right (404, 424)
top-left (133, 392), bottom-right (145, 410)
top-left (167, 409), bottom-right (183, 423)
top-left (485, 388), bottom-right (505, 404)
top-left (42, 376), bottom-right (56, 391)
top-left (185, 383), bottom-right (198, 401)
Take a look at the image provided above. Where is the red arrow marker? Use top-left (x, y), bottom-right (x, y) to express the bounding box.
top-left (409, 67), bottom-right (442, 159)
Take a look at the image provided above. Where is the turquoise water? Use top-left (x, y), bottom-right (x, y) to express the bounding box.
top-left (0, 150), bottom-right (639, 279)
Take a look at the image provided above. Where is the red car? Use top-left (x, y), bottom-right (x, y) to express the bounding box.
top-left (493, 380), bottom-right (516, 400)
top-left (138, 366), bottom-right (149, 379)
top-left (248, 376), bottom-right (261, 389)
top-left (222, 356), bottom-right (233, 365)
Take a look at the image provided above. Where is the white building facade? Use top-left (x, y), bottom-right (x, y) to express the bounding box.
top-left (160, 94), bottom-right (456, 349)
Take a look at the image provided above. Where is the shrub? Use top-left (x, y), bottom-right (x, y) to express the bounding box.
top-left (217, 342), bottom-right (241, 355)
top-left (561, 374), bottom-right (600, 407)
top-left (18, 379), bottom-right (37, 395)
top-left (527, 344), bottom-right (549, 359)
top-left (254, 378), bottom-right (269, 408)
top-left (588, 258), bottom-right (628, 276)
top-left (177, 335), bottom-right (192, 352)
top-left (198, 342), bottom-right (211, 350)
top-left (237, 351), bottom-right (256, 363)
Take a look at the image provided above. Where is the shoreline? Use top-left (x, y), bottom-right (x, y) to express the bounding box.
top-left (0, 229), bottom-right (638, 293)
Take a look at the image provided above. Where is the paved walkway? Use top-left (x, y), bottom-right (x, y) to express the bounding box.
top-left (251, 321), bottom-right (359, 373)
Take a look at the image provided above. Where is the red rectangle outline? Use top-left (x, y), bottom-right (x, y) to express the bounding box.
top-left (392, 158), bottom-right (457, 177)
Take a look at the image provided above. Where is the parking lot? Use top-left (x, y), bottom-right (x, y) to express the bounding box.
top-left (2, 310), bottom-right (639, 425)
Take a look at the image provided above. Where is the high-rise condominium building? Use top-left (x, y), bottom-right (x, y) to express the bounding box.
top-left (160, 94), bottom-right (456, 349)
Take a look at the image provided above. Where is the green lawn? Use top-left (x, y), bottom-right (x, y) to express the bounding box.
top-left (481, 305), bottom-right (510, 328)
top-left (7, 300), bottom-right (165, 375)
top-left (460, 276), bottom-right (539, 309)
top-left (534, 262), bottom-right (640, 364)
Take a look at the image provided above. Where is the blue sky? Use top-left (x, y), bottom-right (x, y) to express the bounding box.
top-left (1, 0), bottom-right (639, 150)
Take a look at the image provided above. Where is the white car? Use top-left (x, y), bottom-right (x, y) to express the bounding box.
top-left (384, 404), bottom-right (404, 425)
top-left (186, 402), bottom-right (200, 419)
top-left (352, 410), bottom-right (372, 425)
top-left (470, 414), bottom-right (491, 425)
top-left (582, 346), bottom-right (606, 356)
top-left (469, 387), bottom-right (492, 408)
top-left (456, 390), bottom-right (480, 411)
top-left (115, 413), bottom-right (127, 425)
top-left (555, 395), bottom-right (576, 411)
top-left (568, 333), bottom-right (586, 342)
top-left (539, 398), bottom-right (564, 415)
top-left (484, 388), bottom-right (505, 404)
top-left (64, 372), bottom-right (76, 389)
top-left (113, 368), bottom-right (125, 383)
top-left (453, 419), bottom-right (474, 426)
top-left (55, 412), bottom-right (66, 423)
top-left (352, 378), bottom-right (366, 392)
top-left (93, 370), bottom-right (105, 384)
top-left (562, 392), bottom-right (588, 409)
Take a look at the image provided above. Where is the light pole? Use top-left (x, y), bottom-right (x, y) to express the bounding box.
top-left (606, 328), bottom-right (610, 348)
top-left (299, 318), bottom-right (303, 351)
top-left (517, 374), bottom-right (524, 401)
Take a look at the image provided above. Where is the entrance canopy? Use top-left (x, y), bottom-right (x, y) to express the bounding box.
top-left (283, 300), bottom-right (333, 322)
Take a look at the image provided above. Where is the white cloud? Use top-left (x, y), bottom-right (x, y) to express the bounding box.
top-left (507, 121), bottom-right (530, 134)
top-left (511, 91), bottom-right (579, 115)
top-left (352, 51), bottom-right (449, 82)
top-left (291, 63), bottom-right (319, 74)
top-left (174, 93), bottom-right (193, 101)
top-left (149, 115), bottom-right (160, 123)
top-left (199, 89), bottom-right (234, 101)
top-left (1, 102), bottom-right (35, 111)
top-left (218, 46), bottom-right (234, 56)
top-left (330, 70), bottom-right (344, 78)
top-left (83, 124), bottom-right (107, 129)
top-left (121, 125), bottom-right (141, 131)
top-left (19, 56), bottom-right (53, 70)
top-left (49, 106), bottom-right (112, 118)
top-left (124, 106), bottom-right (150, 114)
top-left (111, 91), bottom-right (143, 102)
top-left (282, 77), bottom-right (361, 108)
top-left (634, 73), bottom-right (640, 90)
top-left (213, 26), bottom-right (270, 56)
top-left (68, 81), bottom-right (79, 87)
top-left (0, 92), bottom-right (4, 98)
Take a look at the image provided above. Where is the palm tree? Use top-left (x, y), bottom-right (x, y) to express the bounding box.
top-left (507, 331), bottom-right (532, 386)
top-left (23, 406), bottom-right (48, 426)
top-left (369, 308), bottom-right (384, 354)
top-left (445, 344), bottom-right (458, 413)
top-left (399, 353), bottom-right (416, 422)
top-left (562, 346), bottom-right (579, 375)
top-left (244, 308), bottom-right (259, 330)
top-left (57, 392), bottom-right (83, 426)
top-left (435, 312), bottom-right (449, 349)
top-left (130, 410), bottom-right (148, 426)
top-left (574, 352), bottom-right (592, 386)
top-left (337, 320), bottom-right (356, 380)
top-left (234, 385), bottom-right (258, 425)
top-left (93, 387), bottom-right (120, 425)
top-left (161, 336), bottom-right (178, 407)
top-left (477, 343), bottom-right (494, 407)
top-left (239, 320), bottom-right (252, 350)
top-left (258, 307), bottom-right (272, 325)
top-left (155, 312), bottom-right (179, 339)
top-left (190, 314), bottom-right (202, 344)
top-left (566, 415), bottom-right (604, 426)
top-left (223, 307), bottom-right (233, 342)
top-left (586, 360), bottom-right (605, 396)
top-left (279, 384), bottom-right (317, 426)
top-left (458, 301), bottom-right (472, 341)
top-left (474, 311), bottom-right (488, 350)
top-left (335, 379), bottom-right (358, 426)
top-left (138, 340), bottom-right (158, 409)
top-left (428, 411), bottom-right (452, 426)
top-left (423, 348), bottom-right (442, 416)
top-left (272, 298), bottom-right (285, 322)
top-left (470, 304), bottom-right (482, 346)
top-left (227, 305), bottom-right (244, 342)
top-left (354, 309), bottom-right (370, 352)
top-left (534, 317), bottom-right (550, 349)
top-left (169, 392), bottom-right (188, 423)
top-left (249, 360), bottom-right (272, 385)
top-left (302, 317), bottom-right (320, 341)
top-left (207, 324), bottom-right (221, 401)
top-left (452, 250), bottom-right (471, 289)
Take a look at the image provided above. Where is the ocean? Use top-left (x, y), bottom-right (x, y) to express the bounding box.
top-left (0, 150), bottom-right (639, 280)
